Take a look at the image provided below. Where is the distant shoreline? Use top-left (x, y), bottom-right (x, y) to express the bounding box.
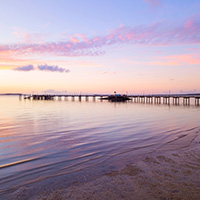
top-left (0, 93), bottom-right (23, 96)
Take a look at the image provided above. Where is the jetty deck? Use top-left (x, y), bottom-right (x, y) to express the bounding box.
top-left (21, 94), bottom-right (200, 106)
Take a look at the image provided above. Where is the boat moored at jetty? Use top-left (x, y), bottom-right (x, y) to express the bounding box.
top-left (100, 92), bottom-right (131, 102)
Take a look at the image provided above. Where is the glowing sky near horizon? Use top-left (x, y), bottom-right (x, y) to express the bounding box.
top-left (0, 0), bottom-right (200, 94)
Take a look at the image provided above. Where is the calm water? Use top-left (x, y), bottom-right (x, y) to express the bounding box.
top-left (0, 95), bottom-right (200, 199)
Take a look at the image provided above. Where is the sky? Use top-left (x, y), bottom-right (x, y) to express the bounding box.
top-left (0, 0), bottom-right (200, 94)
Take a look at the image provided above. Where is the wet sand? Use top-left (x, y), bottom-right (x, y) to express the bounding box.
top-left (18, 129), bottom-right (200, 200)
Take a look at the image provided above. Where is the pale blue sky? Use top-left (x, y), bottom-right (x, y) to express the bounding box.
top-left (1, 0), bottom-right (199, 42)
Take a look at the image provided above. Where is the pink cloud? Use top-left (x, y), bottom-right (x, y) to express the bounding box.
top-left (184, 14), bottom-right (200, 33)
top-left (155, 51), bottom-right (163, 54)
top-left (149, 61), bottom-right (179, 66)
top-left (70, 36), bottom-right (80, 43)
top-left (144, 0), bottom-right (161, 8)
top-left (121, 59), bottom-right (179, 66)
top-left (13, 28), bottom-right (47, 44)
top-left (92, 71), bottom-right (116, 76)
top-left (74, 34), bottom-right (88, 42)
top-left (163, 54), bottom-right (200, 65)
top-left (187, 47), bottom-right (200, 51)
top-left (0, 15), bottom-right (200, 58)
top-left (121, 53), bottom-right (200, 66)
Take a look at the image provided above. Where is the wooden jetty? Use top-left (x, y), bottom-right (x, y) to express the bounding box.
top-left (130, 94), bottom-right (200, 106)
top-left (21, 94), bottom-right (200, 106)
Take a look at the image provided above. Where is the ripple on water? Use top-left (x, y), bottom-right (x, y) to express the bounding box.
top-left (0, 96), bottom-right (200, 198)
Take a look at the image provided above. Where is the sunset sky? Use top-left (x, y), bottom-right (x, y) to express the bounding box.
top-left (0, 0), bottom-right (200, 94)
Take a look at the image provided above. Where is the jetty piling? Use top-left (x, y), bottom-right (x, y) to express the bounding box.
top-left (163, 97), bottom-right (170, 104)
top-left (195, 97), bottom-right (200, 106)
top-left (183, 97), bottom-right (190, 105)
top-left (173, 97), bottom-right (180, 105)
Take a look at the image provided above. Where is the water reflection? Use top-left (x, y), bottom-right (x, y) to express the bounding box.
top-left (0, 95), bottom-right (200, 198)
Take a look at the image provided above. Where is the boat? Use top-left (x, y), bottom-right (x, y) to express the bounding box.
top-left (101, 92), bottom-right (131, 102)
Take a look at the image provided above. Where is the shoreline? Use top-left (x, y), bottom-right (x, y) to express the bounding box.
top-left (24, 128), bottom-right (200, 200)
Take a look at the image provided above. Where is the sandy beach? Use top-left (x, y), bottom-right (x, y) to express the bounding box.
top-left (22, 128), bottom-right (200, 200)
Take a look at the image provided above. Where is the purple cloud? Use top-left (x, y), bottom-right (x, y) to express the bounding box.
top-left (37, 64), bottom-right (70, 73)
top-left (2, 15), bottom-right (200, 58)
top-left (13, 65), bottom-right (34, 71)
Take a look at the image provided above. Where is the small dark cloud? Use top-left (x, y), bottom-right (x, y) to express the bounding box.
top-left (12, 64), bottom-right (70, 73)
top-left (13, 65), bottom-right (34, 71)
top-left (38, 64), bottom-right (70, 73)
top-left (169, 78), bottom-right (175, 81)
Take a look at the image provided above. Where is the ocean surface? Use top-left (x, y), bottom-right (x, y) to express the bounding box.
top-left (0, 95), bottom-right (200, 199)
